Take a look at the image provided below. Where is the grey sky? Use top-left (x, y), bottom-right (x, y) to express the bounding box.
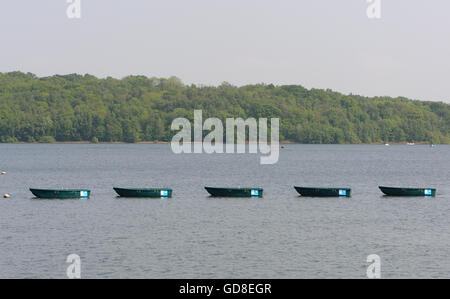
top-left (1, 0), bottom-right (449, 102)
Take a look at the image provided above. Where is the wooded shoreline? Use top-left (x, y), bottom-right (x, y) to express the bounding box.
top-left (1, 72), bottom-right (449, 144)
top-left (0, 141), bottom-right (440, 145)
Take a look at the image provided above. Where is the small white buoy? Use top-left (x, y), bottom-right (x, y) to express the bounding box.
top-left (1, 171), bottom-right (6, 175)
top-left (3, 193), bottom-right (11, 198)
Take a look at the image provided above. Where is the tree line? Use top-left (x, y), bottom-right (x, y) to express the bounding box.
top-left (0, 72), bottom-right (449, 144)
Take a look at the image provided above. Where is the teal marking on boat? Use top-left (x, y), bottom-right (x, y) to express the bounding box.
top-left (251, 189), bottom-right (259, 196)
top-left (80, 191), bottom-right (89, 197)
top-left (160, 190), bottom-right (169, 197)
top-left (339, 189), bottom-right (346, 196)
top-left (424, 189), bottom-right (432, 196)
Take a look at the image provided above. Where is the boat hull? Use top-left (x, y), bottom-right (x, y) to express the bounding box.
top-left (294, 187), bottom-right (351, 197)
top-left (379, 186), bottom-right (436, 197)
top-left (205, 187), bottom-right (263, 197)
top-left (113, 187), bottom-right (172, 198)
top-left (30, 188), bottom-right (90, 199)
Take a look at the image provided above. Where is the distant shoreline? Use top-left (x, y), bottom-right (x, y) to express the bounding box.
top-left (0, 141), bottom-right (441, 145)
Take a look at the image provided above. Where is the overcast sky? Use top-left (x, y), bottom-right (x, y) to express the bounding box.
top-left (0, 0), bottom-right (449, 102)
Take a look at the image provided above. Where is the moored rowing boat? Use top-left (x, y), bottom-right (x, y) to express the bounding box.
top-left (294, 186), bottom-right (351, 197)
top-left (379, 186), bottom-right (436, 197)
top-left (30, 188), bottom-right (90, 199)
top-left (113, 187), bottom-right (172, 198)
top-left (205, 187), bottom-right (263, 197)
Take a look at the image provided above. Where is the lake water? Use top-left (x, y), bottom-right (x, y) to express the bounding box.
top-left (0, 144), bottom-right (449, 278)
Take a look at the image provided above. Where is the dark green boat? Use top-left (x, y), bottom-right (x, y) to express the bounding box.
top-left (379, 186), bottom-right (436, 197)
top-left (294, 186), bottom-right (351, 197)
top-left (205, 187), bottom-right (263, 197)
top-left (30, 188), bottom-right (90, 199)
top-left (113, 187), bottom-right (172, 198)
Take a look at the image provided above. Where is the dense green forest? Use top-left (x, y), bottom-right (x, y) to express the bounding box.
top-left (0, 72), bottom-right (449, 144)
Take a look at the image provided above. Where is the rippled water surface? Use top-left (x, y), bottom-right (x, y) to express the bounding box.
top-left (0, 144), bottom-right (449, 278)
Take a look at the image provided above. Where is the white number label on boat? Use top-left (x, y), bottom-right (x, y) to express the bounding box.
top-left (339, 189), bottom-right (347, 196)
top-left (80, 191), bottom-right (88, 197)
top-left (251, 189), bottom-right (259, 196)
top-left (424, 189), bottom-right (432, 196)
top-left (160, 190), bottom-right (169, 197)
